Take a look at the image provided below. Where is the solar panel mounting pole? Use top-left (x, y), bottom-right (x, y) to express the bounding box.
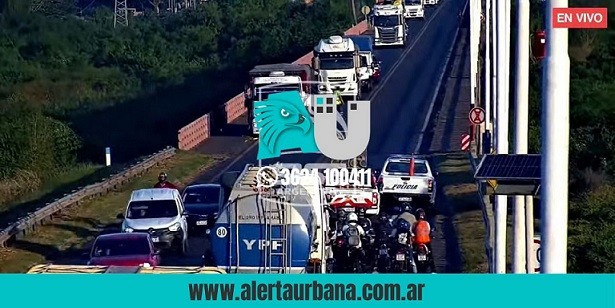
top-left (541, 0), bottom-right (570, 273)
top-left (494, 0), bottom-right (509, 274)
top-left (512, 0), bottom-right (529, 274)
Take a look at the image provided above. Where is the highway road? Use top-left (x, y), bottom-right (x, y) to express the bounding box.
top-left (164, 0), bottom-right (470, 269)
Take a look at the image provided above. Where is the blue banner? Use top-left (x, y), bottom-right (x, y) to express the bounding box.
top-left (1, 274), bottom-right (614, 307)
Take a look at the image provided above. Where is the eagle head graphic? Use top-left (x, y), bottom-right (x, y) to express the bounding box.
top-left (253, 91), bottom-right (314, 156)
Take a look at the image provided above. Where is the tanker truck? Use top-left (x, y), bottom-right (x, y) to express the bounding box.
top-left (211, 164), bottom-right (332, 273)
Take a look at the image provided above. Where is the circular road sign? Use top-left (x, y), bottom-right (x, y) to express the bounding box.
top-left (361, 5), bottom-right (371, 15)
top-left (469, 107), bottom-right (486, 125)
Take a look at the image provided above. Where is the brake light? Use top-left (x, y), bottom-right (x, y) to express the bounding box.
top-left (336, 238), bottom-right (345, 247)
top-left (372, 192), bottom-right (378, 204)
top-left (428, 179), bottom-right (433, 192)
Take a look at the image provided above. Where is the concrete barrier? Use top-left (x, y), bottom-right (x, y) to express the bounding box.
top-left (178, 115), bottom-right (210, 151)
top-left (177, 21), bottom-right (369, 150)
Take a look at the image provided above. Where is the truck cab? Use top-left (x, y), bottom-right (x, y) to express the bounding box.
top-left (371, 1), bottom-right (407, 47)
top-left (244, 64), bottom-right (314, 136)
top-left (343, 35), bottom-right (379, 92)
top-left (312, 35), bottom-right (362, 99)
top-left (404, 0), bottom-right (425, 19)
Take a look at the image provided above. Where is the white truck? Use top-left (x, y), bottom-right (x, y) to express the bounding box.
top-left (312, 36), bottom-right (362, 99)
top-left (371, 2), bottom-right (407, 47)
top-left (343, 35), bottom-right (379, 92)
top-left (376, 154), bottom-right (437, 212)
top-left (404, 0), bottom-right (425, 19)
top-left (244, 64), bottom-right (314, 136)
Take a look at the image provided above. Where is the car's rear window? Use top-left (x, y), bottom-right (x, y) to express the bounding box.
top-left (384, 161), bottom-right (428, 174)
top-left (92, 237), bottom-right (151, 257)
top-left (183, 186), bottom-right (221, 204)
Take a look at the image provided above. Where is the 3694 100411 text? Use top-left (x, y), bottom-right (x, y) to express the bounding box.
top-left (278, 168), bottom-right (372, 187)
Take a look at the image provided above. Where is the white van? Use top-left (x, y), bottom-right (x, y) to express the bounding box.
top-left (118, 188), bottom-right (189, 255)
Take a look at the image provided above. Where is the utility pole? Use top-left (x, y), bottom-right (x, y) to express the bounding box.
top-left (541, 0), bottom-right (570, 274)
top-left (490, 0), bottom-right (498, 150)
top-left (484, 0), bottom-right (492, 138)
top-left (494, 0), bottom-right (510, 274)
top-left (470, 0), bottom-right (477, 107)
top-left (350, 0), bottom-right (358, 25)
top-left (114, 0), bottom-right (129, 27)
top-left (512, 0), bottom-right (530, 274)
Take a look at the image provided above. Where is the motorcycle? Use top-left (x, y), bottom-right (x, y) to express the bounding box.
top-left (414, 243), bottom-right (435, 273)
top-left (374, 241), bottom-right (392, 273)
top-left (390, 233), bottom-right (417, 273)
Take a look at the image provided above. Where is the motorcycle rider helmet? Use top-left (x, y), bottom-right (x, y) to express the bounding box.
top-left (397, 219), bottom-right (411, 233)
top-left (347, 212), bottom-right (359, 224)
top-left (391, 206), bottom-right (402, 216)
top-left (158, 172), bottom-right (167, 182)
top-left (359, 218), bottom-right (372, 231)
top-left (416, 208), bottom-right (426, 220)
top-left (401, 202), bottom-right (413, 213)
top-left (378, 212), bottom-right (390, 225)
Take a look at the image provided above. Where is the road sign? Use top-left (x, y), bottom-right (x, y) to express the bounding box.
top-left (461, 133), bottom-right (470, 151)
top-left (469, 107), bottom-right (486, 125)
top-left (533, 236), bottom-right (541, 273)
top-left (361, 5), bottom-right (371, 15)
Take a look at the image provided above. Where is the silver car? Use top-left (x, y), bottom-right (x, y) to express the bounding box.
top-left (181, 184), bottom-right (224, 235)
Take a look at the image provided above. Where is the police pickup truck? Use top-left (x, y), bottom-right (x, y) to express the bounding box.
top-left (376, 154), bottom-right (437, 210)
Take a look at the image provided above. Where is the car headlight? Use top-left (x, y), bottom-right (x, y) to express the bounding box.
top-left (124, 227), bottom-right (134, 233)
top-left (168, 222), bottom-right (181, 232)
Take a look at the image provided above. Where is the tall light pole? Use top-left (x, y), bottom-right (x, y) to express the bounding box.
top-left (494, 0), bottom-right (510, 274)
top-left (541, 0), bottom-right (570, 273)
top-left (490, 0), bottom-right (498, 150)
top-left (470, 0), bottom-right (477, 107)
top-left (484, 0), bottom-right (492, 137)
top-left (512, 0), bottom-right (530, 274)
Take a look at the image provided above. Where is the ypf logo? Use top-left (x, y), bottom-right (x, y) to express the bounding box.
top-left (253, 90), bottom-right (370, 161)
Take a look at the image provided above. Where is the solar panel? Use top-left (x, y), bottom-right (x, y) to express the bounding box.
top-left (475, 154), bottom-right (541, 180)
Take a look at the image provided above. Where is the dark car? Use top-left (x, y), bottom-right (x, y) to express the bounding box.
top-left (182, 184), bottom-right (224, 235)
top-left (85, 233), bottom-right (161, 267)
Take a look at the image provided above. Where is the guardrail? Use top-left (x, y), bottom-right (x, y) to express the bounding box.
top-left (0, 147), bottom-right (177, 248)
top-left (468, 152), bottom-right (494, 273)
top-left (177, 20), bottom-right (369, 151)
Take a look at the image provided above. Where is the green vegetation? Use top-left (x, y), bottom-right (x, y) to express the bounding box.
top-left (435, 154), bottom-right (488, 273)
top-left (0, 0), bottom-right (357, 208)
top-left (525, 0), bottom-right (615, 272)
top-left (0, 151), bottom-right (219, 273)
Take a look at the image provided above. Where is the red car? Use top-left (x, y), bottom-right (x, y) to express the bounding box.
top-left (86, 233), bottom-right (161, 267)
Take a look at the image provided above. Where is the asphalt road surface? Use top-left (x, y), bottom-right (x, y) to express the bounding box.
top-left (162, 0), bottom-right (468, 268)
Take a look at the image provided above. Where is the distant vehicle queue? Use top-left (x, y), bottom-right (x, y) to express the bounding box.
top-left (28, 0), bottom-right (441, 274)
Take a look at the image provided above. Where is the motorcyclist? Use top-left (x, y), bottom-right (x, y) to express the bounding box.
top-left (392, 219), bottom-right (418, 273)
top-left (412, 208), bottom-right (436, 271)
top-left (154, 172), bottom-right (178, 189)
top-left (392, 203), bottom-right (417, 228)
top-left (342, 213), bottom-right (365, 249)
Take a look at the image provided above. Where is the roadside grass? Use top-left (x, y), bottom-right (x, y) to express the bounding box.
top-left (436, 153), bottom-right (489, 273)
top-left (0, 151), bottom-right (223, 273)
top-left (0, 163), bottom-right (113, 228)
